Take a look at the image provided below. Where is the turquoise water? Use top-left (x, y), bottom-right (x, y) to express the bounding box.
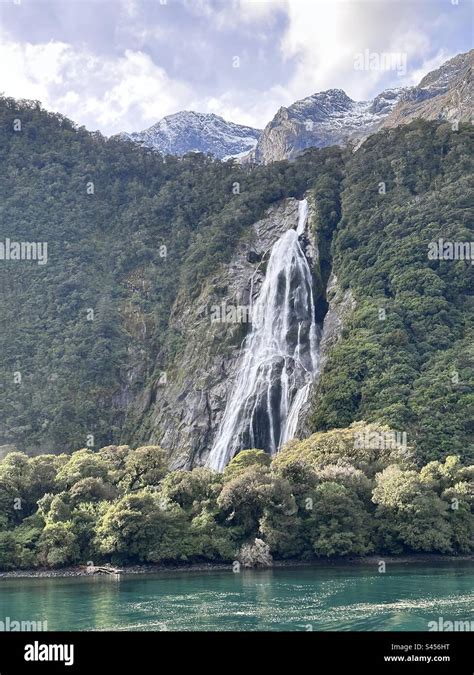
top-left (0, 563), bottom-right (472, 631)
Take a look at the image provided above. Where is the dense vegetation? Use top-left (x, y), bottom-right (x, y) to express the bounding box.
top-left (1, 98), bottom-right (470, 467)
top-left (310, 120), bottom-right (473, 464)
top-left (0, 100), bottom-right (472, 570)
top-left (0, 96), bottom-right (339, 454)
top-left (0, 425), bottom-right (471, 569)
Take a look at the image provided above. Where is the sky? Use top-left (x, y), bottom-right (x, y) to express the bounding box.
top-left (0, 0), bottom-right (472, 135)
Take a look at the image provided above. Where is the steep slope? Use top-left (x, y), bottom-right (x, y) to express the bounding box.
top-left (383, 49), bottom-right (473, 129)
top-left (253, 50), bottom-right (472, 163)
top-left (308, 119), bottom-right (474, 465)
top-left (123, 147), bottom-right (344, 469)
top-left (253, 88), bottom-right (404, 163)
top-left (131, 199), bottom-right (303, 469)
top-left (131, 119), bottom-right (473, 469)
top-left (121, 110), bottom-right (261, 160)
top-left (0, 95), bottom-right (323, 456)
top-left (1, 95), bottom-right (472, 468)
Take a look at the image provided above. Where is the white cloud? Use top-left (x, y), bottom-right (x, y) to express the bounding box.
top-left (0, 37), bottom-right (69, 101)
top-left (225, 0), bottom-right (286, 24)
top-left (75, 49), bottom-right (191, 131)
top-left (202, 84), bottom-right (290, 129)
top-left (0, 33), bottom-right (191, 134)
top-left (196, 0), bottom-right (448, 118)
top-left (278, 0), bottom-right (448, 102)
top-left (0, 2), bottom-right (465, 134)
top-left (182, 0), bottom-right (286, 32)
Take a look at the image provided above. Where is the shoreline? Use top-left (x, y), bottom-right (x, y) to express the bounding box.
top-left (0, 554), bottom-right (472, 579)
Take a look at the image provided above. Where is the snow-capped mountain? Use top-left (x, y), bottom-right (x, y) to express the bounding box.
top-left (253, 87), bottom-right (405, 163)
top-left (382, 49), bottom-right (473, 128)
top-left (122, 50), bottom-right (472, 164)
top-left (253, 50), bottom-right (472, 163)
top-left (121, 111), bottom-right (261, 160)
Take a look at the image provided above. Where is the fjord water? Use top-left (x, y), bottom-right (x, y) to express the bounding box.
top-left (208, 199), bottom-right (320, 471)
top-left (1, 564), bottom-right (472, 631)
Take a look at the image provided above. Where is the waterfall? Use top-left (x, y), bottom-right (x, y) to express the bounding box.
top-left (207, 199), bottom-right (320, 471)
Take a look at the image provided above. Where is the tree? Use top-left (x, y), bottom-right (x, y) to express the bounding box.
top-left (188, 509), bottom-right (236, 561)
top-left (274, 422), bottom-right (413, 478)
top-left (56, 449), bottom-right (109, 490)
top-left (304, 482), bottom-right (373, 557)
top-left (120, 446), bottom-right (168, 492)
top-left (161, 467), bottom-right (221, 514)
top-left (372, 465), bottom-right (453, 553)
top-left (40, 493), bottom-right (72, 523)
top-left (69, 477), bottom-right (118, 504)
top-left (217, 465), bottom-right (295, 538)
top-left (95, 490), bottom-right (196, 563)
top-left (238, 538), bottom-right (273, 568)
top-left (223, 449), bottom-right (270, 481)
top-left (37, 522), bottom-right (80, 567)
top-left (27, 454), bottom-right (65, 505)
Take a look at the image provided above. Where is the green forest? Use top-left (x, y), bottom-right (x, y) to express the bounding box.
top-left (0, 424), bottom-right (472, 569)
top-left (0, 97), bottom-right (472, 568)
top-left (0, 95), bottom-right (341, 454)
top-left (309, 121), bottom-right (473, 465)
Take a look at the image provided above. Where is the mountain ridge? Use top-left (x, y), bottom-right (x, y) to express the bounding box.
top-left (382, 49), bottom-right (473, 129)
top-left (254, 50), bottom-right (473, 163)
top-left (122, 50), bottom-right (472, 163)
top-left (252, 86), bottom-right (406, 163)
top-left (120, 110), bottom-right (261, 160)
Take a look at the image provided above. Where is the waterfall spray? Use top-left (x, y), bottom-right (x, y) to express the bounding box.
top-left (207, 199), bottom-right (320, 471)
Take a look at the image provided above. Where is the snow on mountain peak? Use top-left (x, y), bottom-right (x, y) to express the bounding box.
top-left (253, 86), bottom-right (407, 163)
top-left (121, 50), bottom-right (472, 164)
top-left (121, 110), bottom-right (261, 160)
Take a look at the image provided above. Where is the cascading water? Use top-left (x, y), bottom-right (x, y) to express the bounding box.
top-left (207, 199), bottom-right (320, 471)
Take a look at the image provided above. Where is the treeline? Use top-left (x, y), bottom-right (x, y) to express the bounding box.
top-left (0, 423), bottom-right (472, 569)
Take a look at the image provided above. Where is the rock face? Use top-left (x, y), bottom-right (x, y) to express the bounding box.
top-left (252, 50), bottom-right (472, 163)
top-left (129, 195), bottom-right (356, 469)
top-left (382, 50), bottom-right (473, 129)
top-left (120, 110), bottom-right (261, 160)
top-left (129, 193), bottom-right (356, 469)
top-left (253, 88), bottom-right (404, 164)
top-left (295, 271), bottom-right (356, 440)
top-left (132, 198), bottom-right (307, 469)
top-left (318, 272), bottom-right (356, 372)
top-left (206, 199), bottom-right (320, 471)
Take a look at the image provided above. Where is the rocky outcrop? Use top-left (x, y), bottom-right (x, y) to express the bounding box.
top-left (130, 190), bottom-right (355, 468)
top-left (382, 50), bottom-right (473, 129)
top-left (132, 198), bottom-right (309, 469)
top-left (295, 272), bottom-right (356, 440)
top-left (354, 53), bottom-right (472, 154)
top-left (253, 88), bottom-right (404, 164)
top-left (251, 50), bottom-right (472, 164)
top-left (318, 272), bottom-right (356, 371)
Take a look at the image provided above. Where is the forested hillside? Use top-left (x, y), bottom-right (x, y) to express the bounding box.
top-left (0, 98), bottom-right (472, 569)
top-left (0, 96), bottom-right (331, 454)
top-left (0, 97), bottom-right (472, 470)
top-left (309, 120), bottom-right (473, 464)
